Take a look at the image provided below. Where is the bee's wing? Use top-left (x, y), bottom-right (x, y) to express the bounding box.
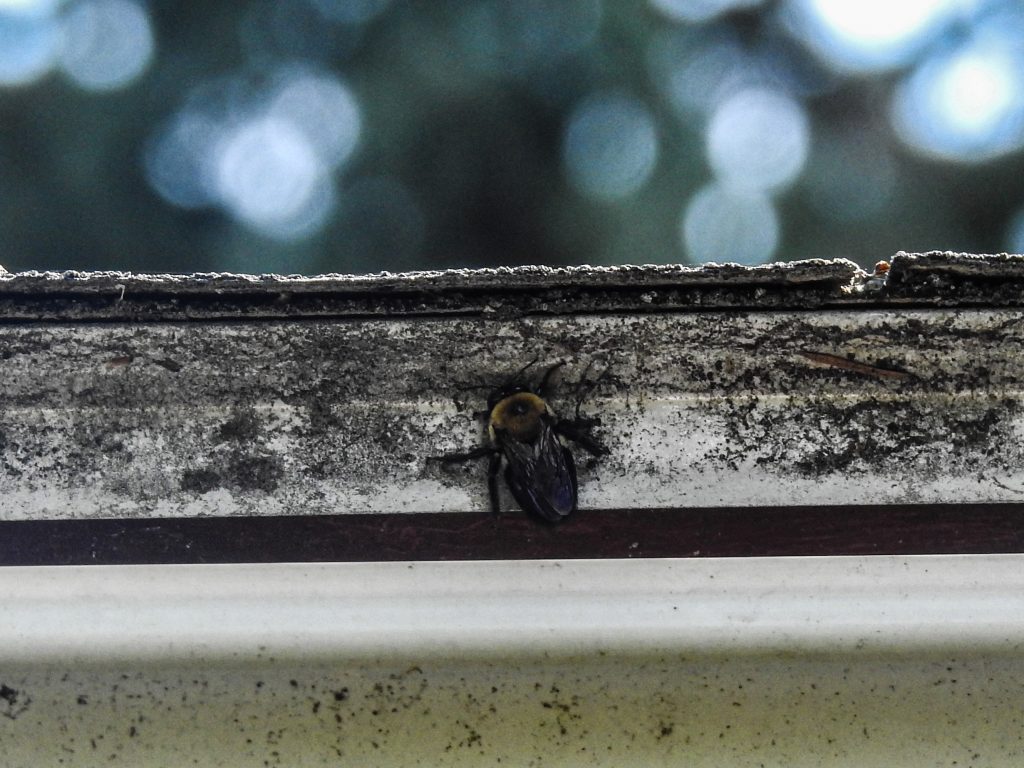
top-left (498, 420), bottom-right (578, 523)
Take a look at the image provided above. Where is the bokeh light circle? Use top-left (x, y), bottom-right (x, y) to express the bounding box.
top-left (783, 0), bottom-right (962, 74)
top-left (706, 88), bottom-right (809, 192)
top-left (563, 92), bottom-right (659, 202)
top-left (682, 182), bottom-right (779, 264)
top-left (267, 68), bottom-right (361, 167)
top-left (0, 0), bottom-right (61, 13)
top-left (142, 62), bottom-right (365, 241)
top-left (214, 116), bottom-right (334, 240)
top-left (0, 4), bottom-right (60, 86)
top-left (58, 0), bottom-right (154, 91)
top-left (891, 32), bottom-right (1024, 163)
top-left (648, 31), bottom-right (749, 119)
top-left (143, 111), bottom-right (225, 209)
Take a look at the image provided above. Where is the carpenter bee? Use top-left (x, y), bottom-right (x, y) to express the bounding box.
top-left (433, 360), bottom-right (606, 523)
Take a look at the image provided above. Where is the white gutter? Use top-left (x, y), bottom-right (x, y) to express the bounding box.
top-left (2, 555), bottom-right (1022, 663)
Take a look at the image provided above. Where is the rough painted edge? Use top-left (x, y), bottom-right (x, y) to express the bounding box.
top-left (889, 250), bottom-right (1024, 279)
top-left (0, 259), bottom-right (862, 295)
top-left (1, 252), bottom-right (1023, 320)
top-left (4, 251), bottom-right (1023, 298)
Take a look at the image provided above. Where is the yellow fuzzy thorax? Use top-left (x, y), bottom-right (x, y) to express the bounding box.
top-left (489, 392), bottom-right (547, 442)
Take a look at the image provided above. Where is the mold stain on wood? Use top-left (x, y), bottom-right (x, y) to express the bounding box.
top-left (0, 307), bottom-right (1019, 517)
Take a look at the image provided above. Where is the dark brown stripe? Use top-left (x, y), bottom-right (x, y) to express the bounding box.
top-left (0, 504), bottom-right (1022, 565)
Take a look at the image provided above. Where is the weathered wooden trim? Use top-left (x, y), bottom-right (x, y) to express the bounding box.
top-left (0, 253), bottom-right (1022, 563)
top-left (1, 306), bottom-right (1021, 522)
top-left (0, 259), bottom-right (864, 321)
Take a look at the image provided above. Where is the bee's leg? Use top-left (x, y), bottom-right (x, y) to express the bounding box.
top-left (430, 446), bottom-right (503, 514)
top-left (554, 420), bottom-right (607, 457)
top-left (487, 451), bottom-right (503, 515)
top-left (571, 360), bottom-right (609, 421)
top-left (430, 445), bottom-right (495, 463)
top-left (536, 359), bottom-right (567, 398)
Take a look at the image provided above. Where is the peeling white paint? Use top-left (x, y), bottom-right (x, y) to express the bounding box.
top-left (0, 309), bottom-right (1015, 520)
top-left (0, 309), bottom-right (1019, 518)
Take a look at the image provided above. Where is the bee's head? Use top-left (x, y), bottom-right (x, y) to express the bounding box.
top-left (487, 384), bottom-right (530, 413)
top-left (489, 390), bottom-right (548, 441)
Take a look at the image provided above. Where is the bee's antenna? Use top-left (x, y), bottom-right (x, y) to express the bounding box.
top-left (537, 359), bottom-right (567, 398)
top-left (502, 355), bottom-right (541, 389)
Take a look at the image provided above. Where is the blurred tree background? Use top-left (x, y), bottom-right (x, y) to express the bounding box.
top-left (1, 0), bottom-right (1023, 274)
